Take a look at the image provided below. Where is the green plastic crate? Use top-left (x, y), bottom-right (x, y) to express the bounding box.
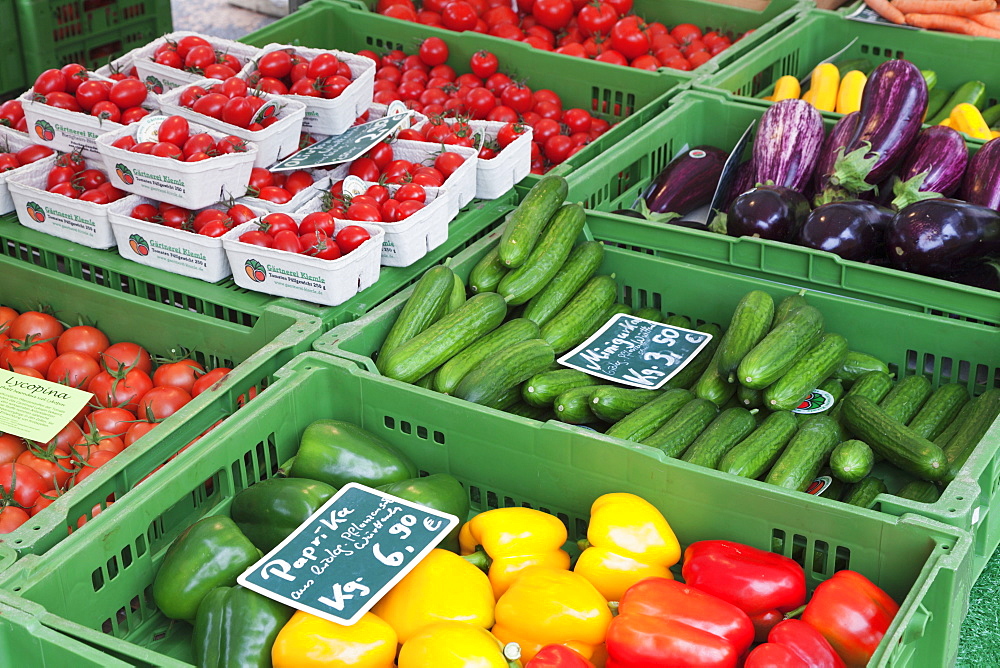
top-left (0, 0), bottom-right (26, 98)
top-left (0, 352), bottom-right (975, 667)
top-left (314, 216), bottom-right (1000, 582)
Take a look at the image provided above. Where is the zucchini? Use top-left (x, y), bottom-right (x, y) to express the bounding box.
top-left (468, 246), bottom-right (507, 294)
top-left (764, 416), bottom-right (842, 492)
top-left (641, 398), bottom-right (719, 457)
top-left (590, 386), bottom-right (662, 423)
top-left (376, 265), bottom-right (455, 373)
top-left (497, 203), bottom-right (586, 305)
top-left (540, 275), bottom-right (618, 355)
top-left (737, 385), bottom-right (762, 408)
top-left (554, 385), bottom-right (603, 424)
top-left (634, 307), bottom-right (663, 322)
top-left (907, 383), bottom-right (970, 440)
top-left (927, 80), bottom-right (986, 125)
top-left (693, 344), bottom-right (736, 406)
top-left (381, 292), bottom-right (508, 384)
top-left (445, 271), bottom-right (467, 313)
top-left (841, 395), bottom-right (948, 482)
top-left (843, 476), bottom-right (887, 509)
top-left (829, 439), bottom-right (874, 483)
top-left (832, 350), bottom-right (890, 382)
top-left (664, 323), bottom-right (723, 391)
top-left (522, 368), bottom-right (601, 407)
top-left (879, 375), bottom-right (933, 424)
top-left (454, 338), bottom-right (555, 409)
top-left (737, 305), bottom-right (824, 390)
top-left (715, 290), bottom-right (775, 383)
top-left (717, 411), bottom-right (799, 478)
top-left (505, 401), bottom-right (553, 421)
top-left (604, 389), bottom-right (693, 442)
top-left (941, 388), bottom-right (1000, 482)
top-left (499, 175), bottom-right (568, 269)
top-left (895, 480), bottom-right (941, 504)
top-left (681, 407), bottom-right (758, 469)
top-left (604, 303), bottom-right (633, 320)
top-left (434, 318), bottom-right (540, 395)
top-left (773, 293), bottom-right (809, 326)
top-left (663, 314), bottom-right (692, 329)
top-left (764, 333), bottom-right (848, 411)
top-left (523, 241), bottom-right (604, 327)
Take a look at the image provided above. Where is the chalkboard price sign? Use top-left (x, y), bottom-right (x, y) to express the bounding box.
top-left (269, 112), bottom-right (411, 171)
top-left (558, 313), bottom-right (714, 389)
top-left (238, 482), bottom-right (459, 626)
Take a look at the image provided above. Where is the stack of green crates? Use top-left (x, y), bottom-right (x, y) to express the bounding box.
top-left (0, 0), bottom-right (26, 97)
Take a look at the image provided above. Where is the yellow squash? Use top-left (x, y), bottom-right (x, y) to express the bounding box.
top-left (835, 70), bottom-right (867, 114)
top-left (772, 75), bottom-right (801, 102)
top-left (950, 103), bottom-right (994, 140)
top-left (810, 63), bottom-right (841, 112)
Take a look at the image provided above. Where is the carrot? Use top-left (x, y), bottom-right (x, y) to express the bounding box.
top-left (893, 0), bottom-right (996, 16)
top-left (904, 11), bottom-right (1000, 36)
top-left (865, 0), bottom-right (906, 23)
top-left (970, 9), bottom-right (1000, 28)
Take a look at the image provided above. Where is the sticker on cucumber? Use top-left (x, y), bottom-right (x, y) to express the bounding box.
top-left (806, 475), bottom-right (835, 496)
top-left (792, 389), bottom-right (835, 415)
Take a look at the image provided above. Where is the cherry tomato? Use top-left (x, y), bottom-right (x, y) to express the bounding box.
top-left (73, 80), bottom-right (109, 112)
top-left (77, 168), bottom-right (108, 190)
top-left (335, 225), bottom-right (371, 253)
top-left (260, 212), bottom-right (297, 235)
top-left (227, 203), bottom-right (257, 225)
top-left (34, 69), bottom-right (66, 95)
top-left (215, 136), bottom-right (249, 154)
top-left (284, 170), bottom-right (314, 195)
top-left (610, 16), bottom-right (651, 60)
top-left (239, 229), bottom-right (274, 247)
top-left (671, 23), bottom-right (703, 45)
top-left (221, 96), bottom-right (254, 128)
top-left (441, 1), bottom-right (477, 30)
top-left (121, 106), bottom-right (150, 124)
top-left (300, 231), bottom-right (342, 260)
top-left (203, 63), bottom-right (238, 80)
top-left (177, 35), bottom-right (212, 58)
top-left (108, 78), bottom-right (147, 108)
top-left (258, 50), bottom-right (294, 78)
top-left (256, 186), bottom-right (292, 204)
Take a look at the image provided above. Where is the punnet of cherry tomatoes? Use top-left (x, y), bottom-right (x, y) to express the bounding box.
top-left (240, 166), bottom-right (322, 212)
top-left (108, 115), bottom-right (253, 163)
top-left (232, 211), bottom-right (374, 259)
top-left (124, 198), bottom-right (264, 239)
top-left (21, 65), bottom-right (154, 127)
top-left (136, 32), bottom-right (262, 92)
top-left (30, 152), bottom-right (129, 205)
top-left (0, 137), bottom-right (55, 213)
top-left (375, 0), bottom-right (751, 72)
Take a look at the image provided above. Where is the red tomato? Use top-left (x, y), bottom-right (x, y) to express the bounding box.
top-left (578, 1), bottom-right (617, 36)
top-left (41, 91), bottom-right (82, 112)
top-left (256, 186), bottom-right (292, 204)
top-left (0, 434), bottom-right (27, 467)
top-left (605, 0), bottom-right (632, 13)
top-left (1, 338), bottom-right (57, 374)
top-left (192, 93), bottom-right (230, 119)
top-left (441, 1), bottom-right (477, 30)
top-left (29, 489), bottom-right (61, 517)
top-left (299, 211), bottom-right (336, 236)
top-left (239, 230), bottom-right (275, 247)
top-left (158, 115), bottom-right (190, 146)
top-left (349, 157), bottom-right (381, 181)
top-left (260, 212), bottom-right (298, 234)
top-left (16, 145), bottom-right (54, 165)
top-left (671, 23), bottom-right (703, 45)
top-left (124, 421), bottom-right (157, 447)
top-left (100, 342), bottom-right (152, 375)
top-left (185, 45), bottom-right (217, 70)
top-left (109, 78), bottom-right (147, 108)
top-left (631, 54), bottom-right (662, 71)
top-left (86, 407), bottom-right (136, 438)
top-left (60, 63), bottom-right (88, 93)
top-left (500, 83), bottom-right (534, 114)
top-left (221, 96), bottom-right (254, 128)
top-left (610, 16), bottom-right (651, 60)
top-left (49, 182), bottom-right (81, 199)
top-left (177, 35), bottom-right (212, 58)
top-left (394, 183), bottom-right (426, 203)
top-left (345, 201), bottom-right (382, 222)
top-left (150, 142), bottom-right (183, 160)
top-left (0, 506), bottom-right (29, 532)
top-left (190, 367), bottom-right (231, 397)
top-left (56, 325), bottom-right (109, 359)
top-left (0, 463), bottom-right (46, 508)
top-left (596, 50), bottom-right (629, 66)
top-left (47, 165), bottom-right (77, 190)
top-left (418, 37), bottom-right (449, 67)
top-left (46, 351), bottom-right (101, 388)
top-left (71, 450), bottom-right (116, 487)
top-left (272, 230), bottom-right (302, 253)
top-left (70, 430), bottom-right (126, 462)
top-left (34, 69), bottom-right (67, 95)
top-left (90, 101), bottom-right (121, 123)
top-left (284, 170), bottom-right (314, 195)
top-left (335, 225), bottom-right (371, 253)
top-left (73, 80), bottom-right (109, 112)
top-left (155, 49), bottom-right (183, 68)
top-left (227, 203), bottom-right (257, 225)
top-left (136, 386), bottom-right (191, 421)
top-left (215, 136), bottom-right (249, 154)
top-left (77, 168), bottom-right (107, 190)
top-left (88, 368), bottom-right (152, 412)
top-left (688, 50), bottom-right (713, 68)
top-left (203, 63), bottom-right (238, 80)
top-left (17, 445), bottom-right (75, 490)
top-left (300, 232), bottom-right (342, 260)
top-left (469, 50), bottom-right (499, 79)
top-left (662, 55), bottom-right (693, 71)
top-left (120, 106), bottom-right (150, 124)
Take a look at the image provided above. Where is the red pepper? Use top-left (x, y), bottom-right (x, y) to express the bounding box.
top-left (801, 570), bottom-right (899, 668)
top-left (744, 619), bottom-right (846, 668)
top-left (681, 540), bottom-right (807, 642)
top-left (526, 644), bottom-right (597, 668)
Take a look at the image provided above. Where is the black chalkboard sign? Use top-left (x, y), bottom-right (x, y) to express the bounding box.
top-left (238, 482), bottom-right (459, 625)
top-left (558, 314), bottom-right (714, 389)
top-left (269, 113), bottom-right (411, 171)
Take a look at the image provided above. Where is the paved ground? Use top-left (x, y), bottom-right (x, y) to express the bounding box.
top-left (170, 0), bottom-right (278, 41)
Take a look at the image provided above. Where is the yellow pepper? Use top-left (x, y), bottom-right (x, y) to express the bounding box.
top-left (460, 507), bottom-right (570, 598)
top-left (271, 611), bottom-right (396, 668)
top-left (398, 621), bottom-right (523, 668)
top-left (492, 566), bottom-right (612, 663)
top-left (573, 493), bottom-right (681, 601)
top-left (371, 548), bottom-right (495, 643)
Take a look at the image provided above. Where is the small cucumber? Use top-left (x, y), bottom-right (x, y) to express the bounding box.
top-left (681, 407), bottom-right (758, 469)
top-left (798, 377), bottom-right (846, 423)
top-left (982, 102), bottom-right (1000, 128)
top-left (468, 246), bottom-right (507, 294)
top-left (933, 400), bottom-right (975, 448)
top-left (773, 293), bottom-right (809, 325)
top-left (843, 476), bottom-right (887, 509)
top-left (907, 383), bottom-right (970, 440)
top-left (522, 369), bottom-right (601, 407)
top-left (590, 386), bottom-right (662, 423)
top-left (381, 292), bottom-right (508, 384)
top-left (737, 385), bottom-right (762, 408)
top-left (879, 375), bottom-right (933, 424)
top-left (927, 80), bottom-right (986, 125)
top-left (499, 175), bottom-right (569, 269)
top-left (832, 351), bottom-right (890, 382)
top-left (604, 303), bottom-right (633, 320)
top-left (829, 439), bottom-right (874, 483)
top-left (454, 338), bottom-right (555, 409)
top-left (523, 241), bottom-right (604, 327)
top-left (941, 389), bottom-right (1000, 482)
top-left (641, 398), bottom-right (719, 457)
top-left (605, 389), bottom-right (693, 442)
top-left (829, 370), bottom-right (895, 421)
top-left (693, 345), bottom-right (736, 407)
top-left (737, 305), bottom-right (824, 390)
top-left (497, 203), bottom-right (586, 306)
top-left (895, 480), bottom-right (941, 504)
top-left (414, 371), bottom-right (437, 390)
top-left (715, 290), bottom-right (775, 383)
top-left (634, 307), bottom-right (664, 322)
top-left (540, 275), bottom-right (618, 354)
top-left (924, 88), bottom-right (951, 122)
top-left (434, 318), bottom-right (540, 395)
top-left (376, 265), bottom-right (455, 373)
top-left (554, 385), bottom-right (604, 424)
top-left (445, 271), bottom-right (467, 313)
top-left (717, 411), bottom-right (799, 479)
top-left (505, 401), bottom-right (554, 421)
top-left (664, 323), bottom-right (723, 391)
top-left (492, 385), bottom-right (523, 411)
top-left (663, 314), bottom-right (693, 329)
top-left (834, 57), bottom-right (872, 77)
top-left (764, 333), bottom-right (848, 411)
top-left (764, 416), bottom-right (842, 492)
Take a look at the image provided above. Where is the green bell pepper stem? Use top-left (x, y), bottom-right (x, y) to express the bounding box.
top-left (377, 473), bottom-right (470, 553)
top-left (463, 548), bottom-right (492, 572)
top-left (231, 477), bottom-right (338, 553)
top-left (288, 419), bottom-right (418, 489)
top-left (194, 585), bottom-right (294, 668)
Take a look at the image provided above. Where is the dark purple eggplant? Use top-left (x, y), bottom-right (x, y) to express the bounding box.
top-left (887, 198), bottom-right (1000, 277)
top-left (892, 126), bottom-right (969, 210)
top-left (962, 137), bottom-right (1000, 210)
top-left (643, 145), bottom-right (729, 216)
top-left (797, 200), bottom-right (894, 262)
top-left (752, 99), bottom-right (825, 194)
top-left (813, 112), bottom-right (860, 205)
top-left (723, 158), bottom-right (756, 211)
top-left (726, 186), bottom-right (811, 242)
top-left (612, 208), bottom-right (646, 219)
top-left (946, 261), bottom-right (1000, 292)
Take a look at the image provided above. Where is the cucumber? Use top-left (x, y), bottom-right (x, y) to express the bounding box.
top-left (381, 292), bottom-right (508, 384)
top-left (834, 57), bottom-right (872, 77)
top-left (605, 389), bottom-right (693, 442)
top-left (832, 351), bottom-right (890, 382)
top-left (841, 395), bottom-right (948, 482)
top-left (933, 400), bottom-right (975, 448)
top-left (737, 385), bottom-right (762, 408)
top-left (879, 375), bottom-right (933, 424)
top-left (522, 369), bottom-right (601, 407)
top-left (376, 265), bottom-right (454, 373)
top-left (434, 318), bottom-right (540, 395)
top-left (843, 476), bottom-right (887, 509)
top-left (554, 385), bottom-right (604, 424)
top-left (641, 398), bottom-right (719, 457)
top-left (717, 411), bottom-right (799, 478)
top-left (492, 385), bottom-right (524, 411)
top-left (445, 271), bottom-right (467, 313)
top-left (907, 383), bottom-right (970, 440)
top-left (764, 416), bottom-right (842, 492)
top-left (819, 473), bottom-right (847, 501)
top-left (927, 80), bottom-right (986, 125)
top-left (505, 401), bottom-right (553, 421)
top-left (414, 371), bottom-right (437, 390)
top-left (497, 203), bottom-right (586, 306)
top-left (634, 307), bottom-right (663, 322)
top-left (895, 480), bottom-right (941, 504)
top-left (715, 290), bottom-right (775, 383)
top-left (829, 439), bottom-right (874, 483)
top-left (664, 323), bottom-right (723, 391)
top-left (924, 88), bottom-right (951, 122)
top-left (663, 314), bottom-right (692, 329)
top-left (693, 345), bottom-right (735, 406)
top-left (468, 246), bottom-right (507, 294)
top-left (941, 389), bottom-right (1000, 482)
top-left (540, 275), bottom-right (618, 355)
top-left (590, 387), bottom-right (662, 423)
top-left (604, 303), bottom-right (633, 320)
top-left (773, 293), bottom-right (809, 326)
top-left (983, 102), bottom-right (1000, 128)
top-left (819, 377), bottom-right (845, 401)
top-left (499, 175), bottom-right (568, 269)
top-left (828, 370), bottom-right (894, 421)
top-left (681, 407), bottom-right (758, 469)
top-left (764, 333), bottom-right (848, 411)
top-left (737, 305), bottom-right (824, 390)
top-left (523, 241), bottom-right (604, 327)
top-left (454, 338), bottom-right (556, 409)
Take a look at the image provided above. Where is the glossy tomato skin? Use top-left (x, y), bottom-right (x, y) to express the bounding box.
top-left (87, 368), bottom-right (153, 413)
top-left (136, 386), bottom-right (192, 421)
top-left (0, 463), bottom-right (46, 508)
top-left (100, 342), bottom-right (152, 375)
top-left (87, 407), bottom-right (136, 438)
top-left (335, 225), bottom-right (371, 253)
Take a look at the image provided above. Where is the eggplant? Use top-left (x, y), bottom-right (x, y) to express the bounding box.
top-left (887, 198), bottom-right (1000, 277)
top-left (726, 186), bottom-right (811, 242)
top-left (946, 261), bottom-right (1000, 292)
top-left (962, 137), bottom-right (1000, 210)
top-left (611, 208), bottom-right (647, 219)
top-left (752, 99), bottom-right (825, 194)
top-left (797, 200), bottom-right (894, 262)
top-left (892, 126), bottom-right (969, 210)
top-left (643, 145), bottom-right (729, 216)
top-left (723, 158), bottom-right (757, 211)
top-left (812, 112), bottom-right (860, 204)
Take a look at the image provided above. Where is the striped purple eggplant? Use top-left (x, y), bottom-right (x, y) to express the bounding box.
top-left (752, 99), bottom-right (824, 194)
top-left (812, 112), bottom-right (860, 206)
top-left (892, 126), bottom-right (969, 210)
top-left (962, 137), bottom-right (1000, 210)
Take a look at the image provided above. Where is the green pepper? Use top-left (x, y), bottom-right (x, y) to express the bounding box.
top-left (231, 477), bottom-right (338, 553)
top-left (377, 474), bottom-right (470, 553)
top-left (152, 516), bottom-right (262, 622)
top-left (288, 420), bottom-right (417, 489)
top-left (193, 585), bottom-right (293, 668)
